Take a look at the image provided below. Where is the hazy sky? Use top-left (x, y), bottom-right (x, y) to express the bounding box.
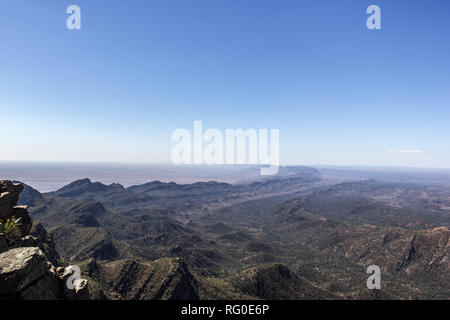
top-left (1, 0), bottom-right (449, 168)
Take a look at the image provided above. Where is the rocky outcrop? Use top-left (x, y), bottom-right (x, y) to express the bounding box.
top-left (0, 247), bottom-right (89, 300)
top-left (0, 181), bottom-right (34, 253)
top-left (0, 181), bottom-right (24, 220)
top-left (0, 247), bottom-right (48, 295)
top-left (12, 205), bottom-right (33, 236)
top-left (0, 180), bottom-right (89, 300)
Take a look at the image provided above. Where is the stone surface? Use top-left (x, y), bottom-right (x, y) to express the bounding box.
top-left (12, 206), bottom-right (32, 236)
top-left (19, 270), bottom-right (60, 300)
top-left (0, 247), bottom-right (48, 295)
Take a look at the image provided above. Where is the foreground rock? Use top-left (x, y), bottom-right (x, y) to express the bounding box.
top-left (0, 247), bottom-right (89, 300)
top-left (0, 247), bottom-right (48, 295)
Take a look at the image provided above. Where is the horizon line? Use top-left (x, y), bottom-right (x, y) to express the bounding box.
top-left (1, 159), bottom-right (450, 172)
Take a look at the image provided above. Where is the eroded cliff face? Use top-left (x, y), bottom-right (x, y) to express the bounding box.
top-left (0, 180), bottom-right (89, 300)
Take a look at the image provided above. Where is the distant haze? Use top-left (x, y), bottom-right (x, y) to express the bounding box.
top-left (1, 161), bottom-right (449, 192)
top-left (0, 161), bottom-right (264, 192)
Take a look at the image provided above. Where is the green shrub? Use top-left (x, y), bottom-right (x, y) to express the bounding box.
top-left (0, 217), bottom-right (21, 245)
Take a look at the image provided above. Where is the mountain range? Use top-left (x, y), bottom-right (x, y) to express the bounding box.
top-left (12, 166), bottom-right (450, 300)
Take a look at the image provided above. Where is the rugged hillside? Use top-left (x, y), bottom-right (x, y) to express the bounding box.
top-left (197, 180), bottom-right (449, 299)
top-left (82, 258), bottom-right (336, 300)
top-left (232, 263), bottom-right (335, 300)
top-left (325, 226), bottom-right (449, 278)
top-left (294, 180), bottom-right (450, 228)
top-left (266, 188), bottom-right (450, 298)
top-left (82, 257), bottom-right (199, 300)
top-left (50, 225), bottom-right (118, 261)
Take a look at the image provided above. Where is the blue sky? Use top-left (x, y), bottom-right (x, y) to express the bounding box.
top-left (1, 0), bottom-right (449, 168)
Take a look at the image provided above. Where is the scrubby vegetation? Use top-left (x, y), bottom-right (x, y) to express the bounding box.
top-left (0, 217), bottom-right (21, 245)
